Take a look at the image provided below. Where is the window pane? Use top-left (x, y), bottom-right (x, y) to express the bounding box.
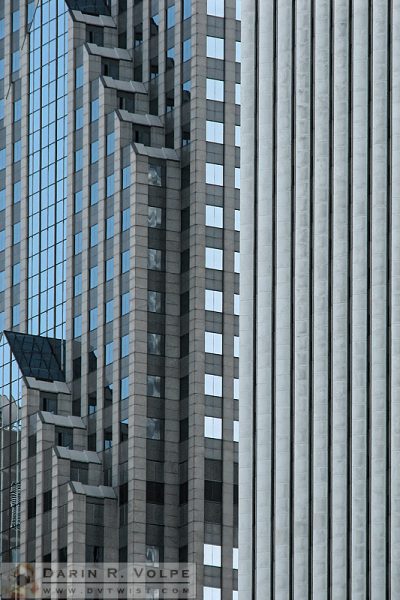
top-left (206, 163), bottom-right (224, 186)
top-left (207, 0), bottom-right (224, 17)
top-left (206, 79), bottom-right (224, 102)
top-left (148, 206), bottom-right (163, 228)
top-left (206, 37), bottom-right (224, 59)
top-left (206, 121), bottom-right (224, 144)
top-left (206, 205), bottom-right (223, 228)
top-left (148, 290), bottom-right (163, 313)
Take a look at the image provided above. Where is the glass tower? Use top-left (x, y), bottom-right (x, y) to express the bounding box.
top-left (0, 2), bottom-right (241, 599)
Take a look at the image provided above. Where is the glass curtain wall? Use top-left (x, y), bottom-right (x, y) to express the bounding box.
top-left (28, 0), bottom-right (68, 338)
top-left (0, 336), bottom-right (23, 562)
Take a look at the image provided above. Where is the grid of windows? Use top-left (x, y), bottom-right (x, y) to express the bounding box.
top-left (0, 337), bottom-right (23, 563)
top-left (28, 0), bottom-right (68, 337)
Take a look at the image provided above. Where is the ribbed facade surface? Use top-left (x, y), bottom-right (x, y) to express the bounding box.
top-left (0, 1), bottom-right (241, 599)
top-left (240, 1), bottom-right (398, 598)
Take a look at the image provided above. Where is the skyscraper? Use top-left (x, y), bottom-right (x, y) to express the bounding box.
top-left (0, 1), bottom-right (241, 599)
top-left (240, 0), bottom-right (400, 598)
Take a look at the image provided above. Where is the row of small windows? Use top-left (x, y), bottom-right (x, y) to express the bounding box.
top-left (205, 332), bottom-right (239, 357)
top-left (206, 121), bottom-right (240, 146)
top-left (205, 205), bottom-right (240, 230)
top-left (207, 0), bottom-right (241, 20)
top-left (205, 290), bottom-right (240, 315)
top-left (205, 248), bottom-right (240, 273)
top-left (206, 163), bottom-right (241, 188)
top-left (204, 417), bottom-right (239, 441)
top-left (206, 79), bottom-right (240, 103)
top-left (204, 544), bottom-right (238, 569)
top-left (204, 590), bottom-right (238, 600)
top-left (205, 374), bottom-right (239, 400)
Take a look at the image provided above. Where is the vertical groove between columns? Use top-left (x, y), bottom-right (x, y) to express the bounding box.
top-left (289, 1), bottom-right (297, 597)
top-left (252, 0), bottom-right (260, 597)
top-left (309, 0), bottom-right (315, 596)
top-left (271, 0), bottom-right (277, 597)
top-left (347, 3), bottom-right (354, 598)
top-left (327, 0), bottom-right (334, 596)
top-left (367, 2), bottom-right (372, 597)
top-left (386, 2), bottom-right (392, 598)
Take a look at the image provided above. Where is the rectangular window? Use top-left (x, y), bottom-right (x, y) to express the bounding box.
top-left (167, 5), bottom-right (175, 28)
top-left (204, 544), bottom-right (222, 567)
top-left (235, 167), bottom-right (241, 189)
top-left (90, 224), bottom-right (98, 247)
top-left (91, 99), bottom-right (99, 121)
top-left (90, 266), bottom-right (98, 288)
top-left (235, 83), bottom-right (241, 105)
top-left (233, 548), bottom-right (239, 570)
top-left (205, 290), bottom-right (223, 312)
top-left (106, 132), bottom-right (115, 155)
top-left (55, 427), bottom-right (73, 449)
top-left (234, 252), bottom-right (240, 273)
top-left (148, 333), bottom-right (163, 355)
top-left (148, 290), bottom-right (163, 313)
top-left (89, 307), bottom-right (98, 330)
top-left (105, 258), bottom-right (114, 281)
top-left (234, 294), bottom-right (240, 315)
top-left (74, 232), bottom-right (82, 254)
top-left (75, 191), bottom-right (83, 213)
top-left (206, 205), bottom-right (223, 228)
top-left (206, 163), bottom-right (224, 186)
top-left (147, 375), bottom-right (162, 397)
top-left (235, 210), bottom-right (240, 231)
top-left (205, 248), bottom-right (223, 270)
top-left (106, 216), bottom-right (114, 239)
top-left (70, 462), bottom-right (89, 484)
top-left (75, 65), bottom-right (84, 88)
top-left (148, 248), bottom-right (162, 271)
top-left (206, 79), bottom-right (224, 102)
top-left (207, 0), bottom-right (224, 17)
top-left (206, 121), bottom-right (224, 144)
top-left (235, 125), bottom-right (241, 147)
top-left (105, 300), bottom-right (114, 323)
top-left (205, 332), bottom-right (223, 354)
top-left (74, 315), bottom-right (82, 337)
top-left (121, 292), bottom-right (130, 315)
top-left (121, 334), bottom-right (129, 358)
top-left (91, 141), bottom-right (98, 164)
top-left (183, 38), bottom-right (191, 62)
top-left (121, 250), bottom-right (130, 273)
top-left (234, 335), bottom-right (240, 357)
top-left (204, 374), bottom-right (223, 397)
top-left (204, 588), bottom-right (222, 600)
top-left (148, 206), bottom-right (163, 228)
top-left (233, 421), bottom-right (239, 442)
top-left (147, 482), bottom-right (164, 504)
top-left (204, 416), bottom-right (222, 439)
top-left (148, 164), bottom-right (162, 186)
top-left (147, 418), bottom-right (162, 440)
top-left (234, 378), bottom-right (239, 400)
top-left (122, 208), bottom-right (130, 231)
top-left (207, 37), bottom-right (224, 59)
top-left (235, 41), bottom-right (241, 62)
top-left (105, 342), bottom-right (114, 365)
top-left (90, 182), bottom-right (98, 205)
top-left (122, 166), bottom-right (130, 189)
top-left (75, 107), bottom-right (84, 130)
top-left (43, 491), bottom-right (52, 513)
top-left (236, 0), bottom-right (241, 20)
top-left (106, 174), bottom-right (114, 197)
